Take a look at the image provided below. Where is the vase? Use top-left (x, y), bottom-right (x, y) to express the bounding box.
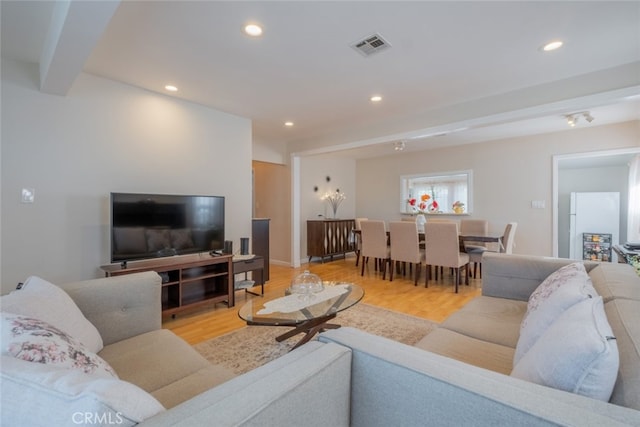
top-left (453, 206), bottom-right (464, 214)
top-left (415, 214), bottom-right (427, 232)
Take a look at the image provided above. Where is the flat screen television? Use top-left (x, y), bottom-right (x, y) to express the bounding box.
top-left (110, 192), bottom-right (225, 263)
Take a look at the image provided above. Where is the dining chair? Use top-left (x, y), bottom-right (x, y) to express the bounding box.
top-left (359, 220), bottom-right (391, 279)
top-left (353, 217), bottom-right (368, 267)
top-left (500, 222), bottom-right (518, 254)
top-left (424, 222), bottom-right (469, 293)
top-left (460, 219), bottom-right (489, 278)
top-left (388, 221), bottom-right (425, 285)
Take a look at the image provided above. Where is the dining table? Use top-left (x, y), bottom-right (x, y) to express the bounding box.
top-left (352, 228), bottom-right (504, 253)
top-left (458, 232), bottom-right (504, 252)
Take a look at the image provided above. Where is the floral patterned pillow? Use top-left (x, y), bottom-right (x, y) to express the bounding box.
top-left (514, 262), bottom-right (596, 364)
top-left (1, 313), bottom-right (117, 378)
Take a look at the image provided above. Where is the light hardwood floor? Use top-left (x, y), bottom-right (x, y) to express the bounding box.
top-left (163, 257), bottom-right (482, 345)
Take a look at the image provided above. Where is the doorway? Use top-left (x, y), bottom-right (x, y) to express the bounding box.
top-left (552, 147), bottom-right (640, 258)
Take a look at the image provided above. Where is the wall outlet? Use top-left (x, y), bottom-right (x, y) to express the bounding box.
top-left (531, 200), bottom-right (545, 209)
top-left (21, 188), bottom-right (35, 203)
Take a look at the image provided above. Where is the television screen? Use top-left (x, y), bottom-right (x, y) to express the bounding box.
top-left (110, 193), bottom-right (225, 263)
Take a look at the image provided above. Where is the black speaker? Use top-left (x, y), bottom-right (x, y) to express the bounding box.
top-left (240, 237), bottom-right (249, 255)
top-left (223, 240), bottom-right (233, 254)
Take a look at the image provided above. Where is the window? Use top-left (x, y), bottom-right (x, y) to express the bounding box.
top-left (400, 170), bottom-right (472, 214)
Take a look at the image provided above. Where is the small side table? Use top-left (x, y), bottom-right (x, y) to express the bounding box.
top-left (613, 244), bottom-right (640, 264)
top-left (233, 255), bottom-right (265, 297)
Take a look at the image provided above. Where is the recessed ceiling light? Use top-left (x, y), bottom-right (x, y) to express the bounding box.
top-left (370, 95), bottom-right (382, 102)
top-left (164, 85), bottom-right (178, 92)
top-left (284, 121), bottom-right (294, 127)
top-left (244, 24), bottom-right (263, 37)
top-left (542, 40), bottom-right (563, 51)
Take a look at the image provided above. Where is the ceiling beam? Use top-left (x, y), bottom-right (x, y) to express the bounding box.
top-left (40, 0), bottom-right (120, 95)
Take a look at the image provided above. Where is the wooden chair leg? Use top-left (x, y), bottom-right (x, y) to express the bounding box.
top-left (454, 267), bottom-right (460, 293)
top-left (389, 259), bottom-right (394, 281)
top-left (361, 256), bottom-right (367, 276)
top-left (424, 265), bottom-right (430, 288)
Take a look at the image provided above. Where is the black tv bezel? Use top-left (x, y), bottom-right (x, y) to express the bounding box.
top-left (109, 192), bottom-right (225, 263)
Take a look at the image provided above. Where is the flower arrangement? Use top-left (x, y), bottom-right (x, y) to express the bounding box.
top-left (452, 201), bottom-right (465, 214)
top-left (408, 194), bottom-right (431, 214)
top-left (322, 190), bottom-right (346, 218)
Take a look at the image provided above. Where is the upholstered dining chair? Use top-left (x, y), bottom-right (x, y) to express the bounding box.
top-left (389, 221), bottom-right (425, 285)
top-left (353, 217), bottom-right (368, 267)
top-left (500, 222), bottom-right (518, 254)
top-left (359, 220), bottom-right (391, 279)
top-left (460, 219), bottom-right (489, 278)
top-left (424, 222), bottom-right (469, 293)
top-left (483, 222), bottom-right (518, 255)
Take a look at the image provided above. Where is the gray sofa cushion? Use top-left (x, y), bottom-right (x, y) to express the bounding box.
top-left (605, 298), bottom-right (640, 410)
top-left (141, 341), bottom-right (352, 427)
top-left (440, 296), bottom-right (526, 348)
top-left (590, 263), bottom-right (640, 302)
top-left (99, 329), bottom-right (235, 408)
top-left (414, 328), bottom-right (515, 375)
top-left (151, 365), bottom-right (237, 409)
top-left (481, 253), bottom-right (599, 301)
top-left (59, 272), bottom-right (162, 346)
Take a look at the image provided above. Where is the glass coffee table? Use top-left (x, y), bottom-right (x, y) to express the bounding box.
top-left (238, 282), bottom-right (364, 350)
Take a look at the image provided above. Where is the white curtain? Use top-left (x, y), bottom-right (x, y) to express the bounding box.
top-left (628, 154), bottom-right (640, 242)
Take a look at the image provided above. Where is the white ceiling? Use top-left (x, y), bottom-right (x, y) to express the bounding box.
top-left (2, 1), bottom-right (639, 159)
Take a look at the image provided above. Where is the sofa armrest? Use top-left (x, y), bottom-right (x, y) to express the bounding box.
top-left (139, 341), bottom-right (351, 427)
top-left (319, 327), bottom-right (640, 427)
top-left (481, 253), bottom-right (598, 301)
top-left (58, 272), bottom-right (162, 346)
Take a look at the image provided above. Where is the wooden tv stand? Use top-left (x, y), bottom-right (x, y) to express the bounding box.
top-left (101, 253), bottom-right (234, 316)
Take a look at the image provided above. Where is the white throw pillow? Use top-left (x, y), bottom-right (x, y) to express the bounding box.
top-left (514, 262), bottom-right (595, 364)
top-left (511, 296), bottom-right (619, 401)
top-left (1, 355), bottom-right (165, 426)
top-left (1, 313), bottom-right (116, 378)
top-left (0, 276), bottom-right (103, 352)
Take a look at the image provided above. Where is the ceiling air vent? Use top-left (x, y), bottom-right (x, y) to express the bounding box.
top-left (351, 33), bottom-right (391, 57)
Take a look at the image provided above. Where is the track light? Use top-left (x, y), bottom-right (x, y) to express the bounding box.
top-left (583, 112), bottom-right (594, 123)
top-left (565, 111), bottom-right (594, 127)
top-left (393, 140), bottom-right (406, 151)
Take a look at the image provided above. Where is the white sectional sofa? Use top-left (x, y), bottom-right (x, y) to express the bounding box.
top-left (1, 253), bottom-right (639, 426)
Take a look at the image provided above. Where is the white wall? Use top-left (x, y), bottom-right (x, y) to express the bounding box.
top-left (354, 121), bottom-right (639, 257)
top-left (299, 154), bottom-right (356, 262)
top-left (253, 138), bottom-right (288, 165)
top-left (1, 59), bottom-right (253, 294)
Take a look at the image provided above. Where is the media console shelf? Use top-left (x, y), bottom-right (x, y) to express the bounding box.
top-left (100, 253), bottom-right (234, 316)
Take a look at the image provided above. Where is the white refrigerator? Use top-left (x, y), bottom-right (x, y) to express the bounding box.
top-left (569, 192), bottom-right (620, 262)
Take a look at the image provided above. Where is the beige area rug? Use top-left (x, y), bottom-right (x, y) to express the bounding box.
top-left (193, 303), bottom-right (438, 375)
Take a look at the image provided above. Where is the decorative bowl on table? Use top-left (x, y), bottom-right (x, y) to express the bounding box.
top-left (289, 270), bottom-right (324, 301)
